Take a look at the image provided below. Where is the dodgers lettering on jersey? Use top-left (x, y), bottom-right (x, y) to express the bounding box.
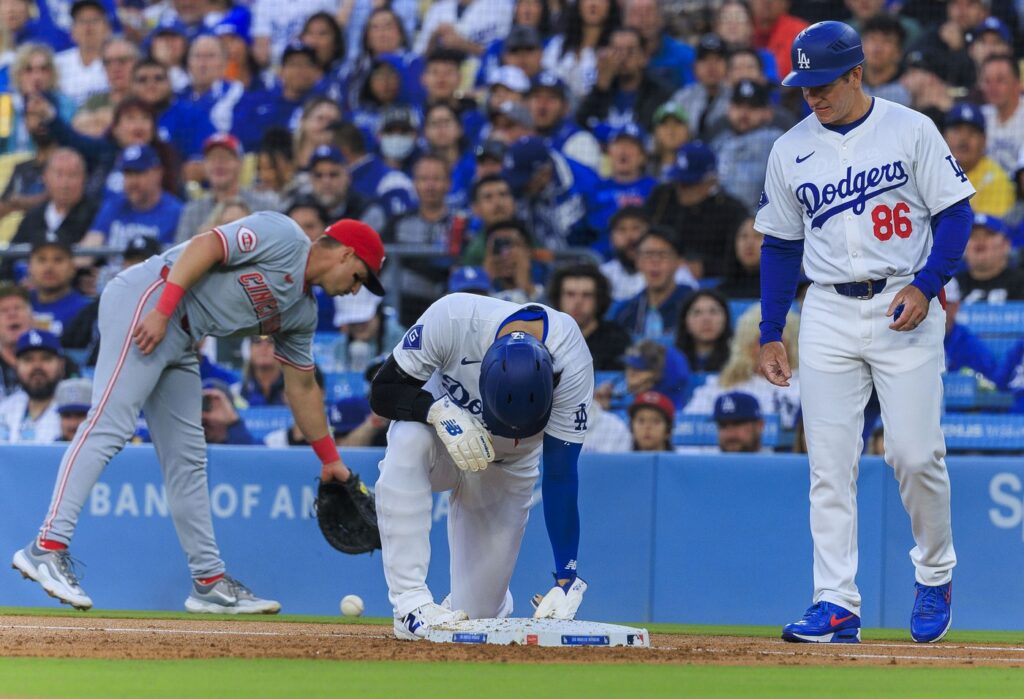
top-left (391, 294), bottom-right (594, 456)
top-left (159, 211), bottom-right (318, 369)
top-left (755, 99), bottom-right (976, 285)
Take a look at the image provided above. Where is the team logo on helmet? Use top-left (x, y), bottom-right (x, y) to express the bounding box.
top-left (797, 48), bottom-right (811, 70)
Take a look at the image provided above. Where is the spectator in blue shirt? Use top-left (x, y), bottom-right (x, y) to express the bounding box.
top-left (421, 47), bottom-right (485, 143)
top-left (174, 34), bottom-right (240, 179)
top-left (26, 238), bottom-right (90, 338)
top-left (525, 71), bottom-right (600, 170)
top-left (82, 144), bottom-right (183, 250)
top-left (613, 227), bottom-right (696, 343)
top-left (588, 124), bottom-right (657, 253)
top-left (2, 0), bottom-right (72, 53)
top-left (349, 54), bottom-right (408, 137)
top-left (475, 4), bottom-right (552, 86)
top-left (232, 41), bottom-right (323, 153)
top-left (346, 7), bottom-right (423, 111)
top-left (333, 120), bottom-right (416, 221)
top-left (624, 0), bottom-right (695, 90)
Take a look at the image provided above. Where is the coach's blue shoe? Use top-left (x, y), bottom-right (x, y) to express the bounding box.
top-left (782, 601), bottom-right (861, 643)
top-left (910, 582), bottom-right (952, 643)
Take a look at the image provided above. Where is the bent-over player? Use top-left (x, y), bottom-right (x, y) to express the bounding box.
top-left (757, 22), bottom-right (975, 644)
top-left (369, 293), bottom-right (593, 639)
top-left (12, 214), bottom-right (386, 613)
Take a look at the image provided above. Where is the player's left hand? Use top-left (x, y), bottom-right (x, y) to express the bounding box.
top-left (887, 284), bottom-right (929, 332)
top-left (133, 309), bottom-right (169, 354)
top-left (532, 577), bottom-right (588, 620)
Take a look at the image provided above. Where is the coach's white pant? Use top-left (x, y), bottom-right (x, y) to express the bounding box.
top-left (375, 420), bottom-right (536, 619)
top-left (799, 281), bottom-right (956, 616)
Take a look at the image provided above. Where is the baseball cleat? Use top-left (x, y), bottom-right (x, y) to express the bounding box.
top-left (11, 541), bottom-right (93, 610)
top-left (782, 601), bottom-right (861, 643)
top-left (910, 581), bottom-right (952, 643)
top-left (185, 575), bottom-right (281, 614)
top-left (394, 602), bottom-right (469, 641)
top-left (532, 577), bottom-right (587, 620)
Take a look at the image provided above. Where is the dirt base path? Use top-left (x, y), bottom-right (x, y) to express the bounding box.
top-left (1, 616), bottom-right (1021, 667)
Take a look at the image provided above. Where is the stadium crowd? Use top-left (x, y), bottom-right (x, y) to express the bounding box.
top-left (1, 0), bottom-right (1023, 454)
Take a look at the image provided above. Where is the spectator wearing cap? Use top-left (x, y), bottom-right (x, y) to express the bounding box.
top-left (11, 148), bottom-right (95, 251)
top-left (231, 41), bottom-right (322, 153)
top-left (625, 0), bottom-right (695, 90)
top-left (145, 18), bottom-right (190, 93)
top-left (486, 65), bottom-right (531, 113)
top-left (956, 214), bottom-right (1024, 303)
top-left (415, 0), bottom-right (514, 57)
top-left (175, 133), bottom-right (281, 244)
top-left (646, 141), bottom-right (748, 279)
top-left (526, 71), bottom-right (601, 170)
top-left (201, 377), bottom-right (255, 445)
top-left (384, 153), bottom-right (471, 323)
top-left (577, 27), bottom-right (675, 133)
top-left (612, 227), bottom-right (697, 343)
top-left (332, 286), bottom-right (405, 371)
top-left (0, 284), bottom-right (34, 397)
top-left (23, 238), bottom-right (89, 338)
top-left (671, 34), bottom-right (731, 141)
top-left (709, 79), bottom-right (783, 213)
top-left (750, 0), bottom-right (808, 79)
top-left (859, 15), bottom-right (912, 108)
top-left (541, 0), bottom-right (621, 100)
top-left (307, 144), bottom-right (386, 233)
top-left (82, 145), bottom-right (183, 251)
top-left (979, 55), bottom-right (1024, 177)
top-left (332, 121), bottom-right (416, 223)
top-left (944, 102), bottom-right (1013, 217)
top-left (476, 23), bottom-right (547, 88)
top-left (549, 263), bottom-right (632, 371)
top-left (54, 377), bottom-right (91, 441)
top-left (588, 125), bottom-right (657, 247)
top-left (501, 135), bottom-right (600, 250)
top-left (713, 391), bottom-right (766, 453)
top-left (472, 139), bottom-right (506, 181)
top-left (460, 174), bottom-right (517, 264)
top-left (905, 0), bottom-right (982, 89)
top-left (0, 329), bottom-right (66, 443)
top-left (483, 218), bottom-right (546, 305)
top-left (377, 106), bottom-right (421, 172)
top-left (623, 339), bottom-right (690, 407)
top-left (968, 16), bottom-right (1013, 75)
top-left (651, 101), bottom-right (690, 177)
top-left (488, 100), bottom-right (535, 147)
top-left (53, 0), bottom-right (110, 108)
top-left (629, 390), bottom-right (675, 452)
top-left (448, 266), bottom-right (491, 295)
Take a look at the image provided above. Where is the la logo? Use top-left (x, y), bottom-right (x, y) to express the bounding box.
top-left (797, 48), bottom-right (811, 70)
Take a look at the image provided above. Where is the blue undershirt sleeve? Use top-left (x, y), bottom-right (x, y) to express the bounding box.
top-left (759, 235), bottom-right (805, 345)
top-left (911, 198), bottom-right (974, 300)
top-left (541, 434), bottom-right (582, 581)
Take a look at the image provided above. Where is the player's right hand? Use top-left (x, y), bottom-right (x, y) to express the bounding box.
top-left (132, 309), bottom-right (169, 355)
top-left (427, 396), bottom-right (494, 472)
top-left (758, 341), bottom-right (792, 387)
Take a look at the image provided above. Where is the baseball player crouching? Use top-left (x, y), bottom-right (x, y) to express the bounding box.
top-left (757, 22), bottom-right (975, 644)
top-left (12, 214), bottom-right (385, 613)
top-left (369, 294), bottom-right (594, 640)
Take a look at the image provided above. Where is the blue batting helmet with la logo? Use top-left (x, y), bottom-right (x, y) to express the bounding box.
top-left (782, 21), bottom-right (864, 88)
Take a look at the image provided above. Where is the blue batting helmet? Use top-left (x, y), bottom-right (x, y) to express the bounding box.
top-left (782, 21), bottom-right (864, 88)
top-left (479, 331), bottom-right (554, 439)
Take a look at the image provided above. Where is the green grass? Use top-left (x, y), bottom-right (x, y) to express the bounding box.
top-left (0, 659), bottom-right (1021, 699)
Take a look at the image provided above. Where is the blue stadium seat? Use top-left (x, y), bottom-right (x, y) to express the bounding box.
top-left (323, 371), bottom-right (369, 402)
top-left (239, 406), bottom-right (293, 441)
top-left (955, 303), bottom-right (1024, 334)
top-left (942, 414), bottom-right (1024, 452)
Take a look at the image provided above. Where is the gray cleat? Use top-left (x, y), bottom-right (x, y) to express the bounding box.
top-left (185, 574), bottom-right (281, 614)
top-left (12, 541), bottom-right (93, 610)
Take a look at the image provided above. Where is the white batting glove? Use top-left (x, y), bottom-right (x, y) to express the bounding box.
top-left (427, 396), bottom-right (494, 472)
top-left (532, 578), bottom-right (588, 620)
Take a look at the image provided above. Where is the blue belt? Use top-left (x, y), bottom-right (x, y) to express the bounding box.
top-left (833, 278), bottom-right (887, 299)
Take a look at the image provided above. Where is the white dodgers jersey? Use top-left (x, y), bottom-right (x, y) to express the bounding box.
top-left (391, 294), bottom-right (595, 459)
top-left (755, 98), bottom-right (976, 284)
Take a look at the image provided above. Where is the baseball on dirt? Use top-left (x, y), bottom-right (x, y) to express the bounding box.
top-left (340, 594), bottom-right (364, 616)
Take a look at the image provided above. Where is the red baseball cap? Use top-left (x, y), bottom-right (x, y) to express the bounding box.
top-left (323, 219), bottom-right (386, 296)
top-left (628, 391), bottom-right (675, 424)
top-left (203, 132), bottom-right (243, 157)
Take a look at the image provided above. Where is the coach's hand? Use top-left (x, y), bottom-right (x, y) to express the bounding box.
top-left (887, 285), bottom-right (929, 332)
top-left (427, 396), bottom-right (494, 472)
top-left (133, 309), bottom-right (169, 355)
top-left (759, 341), bottom-right (792, 387)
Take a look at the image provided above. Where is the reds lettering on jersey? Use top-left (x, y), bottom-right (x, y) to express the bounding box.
top-left (755, 98), bottom-right (976, 285)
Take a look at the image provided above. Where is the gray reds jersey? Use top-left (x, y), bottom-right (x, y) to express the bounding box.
top-left (160, 211), bottom-right (318, 370)
top-left (755, 98), bottom-right (976, 284)
top-left (390, 294), bottom-right (594, 458)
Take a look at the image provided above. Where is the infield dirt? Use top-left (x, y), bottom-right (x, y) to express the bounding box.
top-left (1, 615), bottom-right (1022, 667)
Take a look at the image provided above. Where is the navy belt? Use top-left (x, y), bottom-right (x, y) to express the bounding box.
top-left (833, 278), bottom-right (887, 299)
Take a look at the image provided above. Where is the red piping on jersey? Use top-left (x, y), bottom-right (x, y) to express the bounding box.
top-left (40, 277), bottom-right (165, 541)
top-left (274, 353), bottom-right (315, 372)
top-left (212, 227), bottom-right (229, 264)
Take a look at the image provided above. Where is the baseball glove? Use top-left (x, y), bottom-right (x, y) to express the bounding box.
top-left (314, 474), bottom-right (382, 555)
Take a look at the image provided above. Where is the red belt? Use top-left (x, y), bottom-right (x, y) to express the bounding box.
top-left (159, 265), bottom-right (191, 333)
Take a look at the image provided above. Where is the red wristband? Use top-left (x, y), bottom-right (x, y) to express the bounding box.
top-left (311, 434), bottom-right (340, 465)
top-left (155, 281), bottom-right (185, 317)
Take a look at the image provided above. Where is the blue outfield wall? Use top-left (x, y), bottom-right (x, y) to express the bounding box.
top-left (0, 446), bottom-right (1022, 630)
